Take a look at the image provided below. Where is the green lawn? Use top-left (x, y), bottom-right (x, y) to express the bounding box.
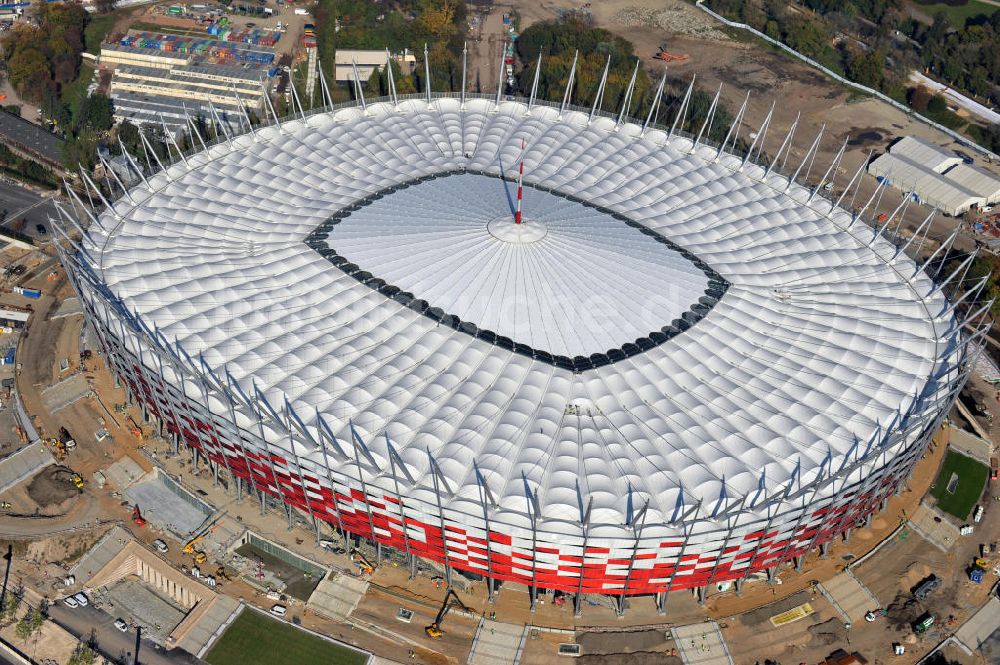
top-left (913, 1), bottom-right (996, 26)
top-left (60, 63), bottom-right (95, 125)
top-left (84, 13), bottom-right (116, 55)
top-left (205, 609), bottom-right (368, 665)
top-left (930, 449), bottom-right (988, 520)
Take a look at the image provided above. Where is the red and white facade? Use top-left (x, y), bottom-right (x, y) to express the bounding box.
top-left (60, 94), bottom-right (982, 609)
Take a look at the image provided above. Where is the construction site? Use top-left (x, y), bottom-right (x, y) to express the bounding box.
top-left (0, 2), bottom-right (998, 665)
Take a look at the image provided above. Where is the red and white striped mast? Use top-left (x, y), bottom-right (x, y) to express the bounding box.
top-left (515, 138), bottom-right (525, 224)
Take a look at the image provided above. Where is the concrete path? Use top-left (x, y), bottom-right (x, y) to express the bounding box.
top-left (467, 619), bottom-right (526, 665)
top-left (0, 440), bottom-right (53, 494)
top-left (306, 573), bottom-right (369, 622)
top-left (818, 571), bottom-right (879, 624)
top-left (672, 621), bottom-right (733, 665)
top-left (908, 503), bottom-right (960, 551)
top-left (953, 596), bottom-right (1000, 655)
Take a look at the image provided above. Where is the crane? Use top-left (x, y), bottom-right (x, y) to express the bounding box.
top-left (182, 520), bottom-right (223, 564)
top-left (424, 589), bottom-right (471, 639)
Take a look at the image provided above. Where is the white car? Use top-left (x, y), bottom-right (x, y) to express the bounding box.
top-left (152, 539), bottom-right (168, 553)
top-left (62, 596), bottom-right (79, 608)
top-left (113, 618), bottom-right (128, 632)
top-left (72, 592), bottom-right (89, 607)
top-left (270, 604), bottom-right (287, 616)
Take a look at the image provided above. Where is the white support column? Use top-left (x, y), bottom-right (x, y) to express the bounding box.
top-left (559, 51), bottom-right (578, 117)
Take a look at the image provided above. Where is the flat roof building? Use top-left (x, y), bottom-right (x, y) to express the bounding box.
top-left (101, 32), bottom-right (274, 135)
top-left (334, 49), bottom-right (416, 82)
top-left (0, 109), bottom-right (66, 173)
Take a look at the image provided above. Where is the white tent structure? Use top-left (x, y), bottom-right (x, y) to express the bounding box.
top-left (59, 85), bottom-right (983, 611)
top-left (868, 135), bottom-right (1000, 215)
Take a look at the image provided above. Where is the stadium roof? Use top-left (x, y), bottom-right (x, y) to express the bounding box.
top-left (85, 98), bottom-right (951, 525)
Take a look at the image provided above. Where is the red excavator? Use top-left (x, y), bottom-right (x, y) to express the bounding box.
top-left (132, 505), bottom-right (147, 527)
top-left (654, 44), bottom-right (689, 62)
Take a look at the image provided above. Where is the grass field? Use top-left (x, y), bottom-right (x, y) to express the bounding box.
top-left (84, 14), bottom-right (116, 55)
top-left (205, 609), bottom-right (368, 665)
top-left (913, 1), bottom-right (996, 26)
top-left (930, 449), bottom-right (988, 520)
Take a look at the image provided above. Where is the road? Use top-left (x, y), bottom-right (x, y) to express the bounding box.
top-left (909, 70), bottom-right (1000, 126)
top-left (47, 602), bottom-right (202, 665)
top-left (0, 180), bottom-right (61, 239)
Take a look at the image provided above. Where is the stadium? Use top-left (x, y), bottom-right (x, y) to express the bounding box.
top-left (58, 73), bottom-right (984, 612)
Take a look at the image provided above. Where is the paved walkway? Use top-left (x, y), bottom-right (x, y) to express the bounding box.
top-left (672, 621), bottom-right (733, 665)
top-left (908, 503), bottom-right (960, 552)
top-left (0, 440), bottom-right (53, 494)
top-left (818, 571), bottom-right (879, 623)
top-left (306, 573), bottom-right (369, 622)
top-left (467, 619), bottom-right (526, 665)
top-left (953, 596), bottom-right (1000, 655)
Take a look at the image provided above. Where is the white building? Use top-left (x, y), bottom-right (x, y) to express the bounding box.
top-left (867, 136), bottom-right (1000, 215)
top-left (334, 49), bottom-right (416, 83)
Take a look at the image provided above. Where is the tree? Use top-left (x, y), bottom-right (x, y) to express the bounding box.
top-left (41, 88), bottom-right (72, 133)
top-left (908, 85), bottom-right (932, 111)
top-left (0, 592), bottom-right (20, 624)
top-left (848, 49), bottom-right (886, 88)
top-left (77, 93), bottom-right (114, 132)
top-left (67, 643), bottom-right (96, 665)
top-left (6, 47), bottom-right (50, 103)
top-left (927, 93), bottom-right (947, 114)
top-left (14, 607), bottom-right (43, 643)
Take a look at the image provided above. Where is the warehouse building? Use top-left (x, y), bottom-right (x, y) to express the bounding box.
top-left (868, 136), bottom-right (1000, 215)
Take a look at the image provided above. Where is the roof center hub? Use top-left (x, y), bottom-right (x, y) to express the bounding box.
top-left (486, 216), bottom-right (548, 244)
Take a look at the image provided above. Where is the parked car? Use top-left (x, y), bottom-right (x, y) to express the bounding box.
top-left (152, 539), bottom-right (168, 553)
top-left (62, 596), bottom-right (79, 608)
top-left (270, 604), bottom-right (287, 616)
top-left (72, 592), bottom-right (89, 606)
top-left (34, 223), bottom-right (46, 235)
top-left (114, 618), bottom-right (128, 632)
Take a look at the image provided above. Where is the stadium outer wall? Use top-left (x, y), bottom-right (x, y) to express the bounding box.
top-left (58, 99), bottom-right (979, 608)
top-left (63, 228), bottom-right (973, 606)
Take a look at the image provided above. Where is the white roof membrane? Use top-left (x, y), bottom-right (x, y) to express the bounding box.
top-left (86, 98), bottom-right (952, 525)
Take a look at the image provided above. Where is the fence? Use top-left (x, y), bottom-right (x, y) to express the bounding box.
top-left (695, 0), bottom-right (1000, 162)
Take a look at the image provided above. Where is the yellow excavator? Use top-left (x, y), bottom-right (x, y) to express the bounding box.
top-left (182, 520), bottom-right (223, 565)
top-left (425, 589), bottom-right (471, 639)
top-left (350, 549), bottom-right (375, 575)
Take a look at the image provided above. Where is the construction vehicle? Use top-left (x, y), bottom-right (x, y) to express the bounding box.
top-left (913, 612), bottom-right (935, 634)
top-left (215, 566), bottom-right (232, 582)
top-left (132, 505), bottom-right (147, 527)
top-left (127, 416), bottom-right (143, 439)
top-left (70, 474), bottom-right (84, 490)
top-left (424, 589), bottom-right (471, 639)
top-left (350, 549), bottom-right (375, 575)
top-left (182, 520), bottom-right (223, 565)
top-left (654, 45), bottom-right (689, 63)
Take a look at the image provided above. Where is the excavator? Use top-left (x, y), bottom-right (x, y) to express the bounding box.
top-left (653, 44), bottom-right (689, 63)
top-left (132, 505), bottom-right (147, 527)
top-left (425, 589), bottom-right (471, 639)
top-left (350, 549), bottom-right (375, 576)
top-left (182, 520), bottom-right (223, 565)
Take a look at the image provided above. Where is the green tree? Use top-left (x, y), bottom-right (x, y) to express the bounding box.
top-left (0, 593), bottom-right (20, 623)
top-left (6, 47), bottom-right (50, 103)
top-left (76, 93), bottom-right (114, 132)
top-left (15, 607), bottom-right (43, 643)
top-left (67, 643), bottom-right (96, 665)
top-left (848, 49), bottom-right (885, 88)
top-left (41, 88), bottom-right (72, 133)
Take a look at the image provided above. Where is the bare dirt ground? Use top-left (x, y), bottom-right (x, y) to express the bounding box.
top-left (25, 464), bottom-right (80, 509)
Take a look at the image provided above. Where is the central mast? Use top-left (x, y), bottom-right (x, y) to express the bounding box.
top-left (515, 139), bottom-right (525, 224)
